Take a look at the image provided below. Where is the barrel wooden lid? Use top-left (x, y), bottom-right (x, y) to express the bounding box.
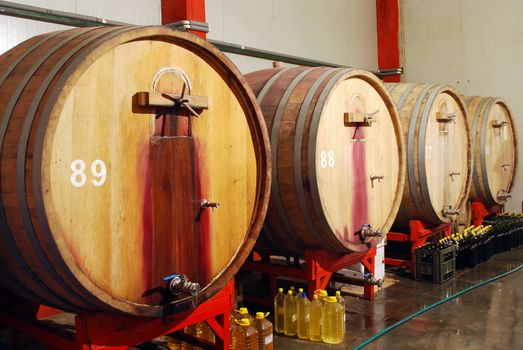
top-left (3, 26), bottom-right (271, 315)
top-left (464, 96), bottom-right (518, 204)
top-left (313, 72), bottom-right (404, 250)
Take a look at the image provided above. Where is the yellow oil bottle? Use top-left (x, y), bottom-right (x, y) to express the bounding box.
top-left (231, 318), bottom-right (259, 350)
top-left (273, 288), bottom-right (285, 333)
top-left (254, 312), bottom-right (273, 350)
top-left (308, 294), bottom-right (322, 342)
top-left (297, 292), bottom-right (310, 339)
top-left (321, 296), bottom-right (344, 344)
top-left (283, 290), bottom-right (297, 336)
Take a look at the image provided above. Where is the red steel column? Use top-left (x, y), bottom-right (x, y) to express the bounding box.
top-left (376, 0), bottom-right (400, 82)
top-left (161, 0), bottom-right (206, 38)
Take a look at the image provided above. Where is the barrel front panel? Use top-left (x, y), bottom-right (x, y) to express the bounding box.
top-left (313, 76), bottom-right (401, 251)
top-left (484, 101), bottom-right (517, 202)
top-left (38, 38), bottom-right (258, 308)
top-left (424, 91), bottom-right (469, 222)
top-left (389, 83), bottom-right (472, 227)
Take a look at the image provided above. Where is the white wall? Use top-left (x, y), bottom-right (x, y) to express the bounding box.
top-left (0, 0), bottom-right (161, 55)
top-left (206, 0), bottom-right (378, 73)
top-left (401, 0), bottom-right (523, 212)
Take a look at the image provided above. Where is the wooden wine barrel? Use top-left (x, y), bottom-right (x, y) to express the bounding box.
top-left (462, 96), bottom-right (518, 207)
top-left (0, 26), bottom-right (270, 316)
top-left (386, 83), bottom-right (472, 228)
top-left (245, 67), bottom-right (406, 256)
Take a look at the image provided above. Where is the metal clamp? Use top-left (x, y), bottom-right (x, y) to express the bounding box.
top-left (442, 205), bottom-right (460, 217)
top-left (167, 20), bottom-right (210, 34)
top-left (501, 163), bottom-right (512, 170)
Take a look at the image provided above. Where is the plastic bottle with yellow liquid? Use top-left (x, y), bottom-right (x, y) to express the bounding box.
top-left (283, 290), bottom-right (297, 336)
top-left (321, 296), bottom-right (345, 344)
top-left (231, 318), bottom-right (259, 350)
top-left (254, 312), bottom-right (273, 350)
top-left (308, 294), bottom-right (322, 341)
top-left (273, 288), bottom-right (285, 333)
top-left (297, 292), bottom-right (310, 339)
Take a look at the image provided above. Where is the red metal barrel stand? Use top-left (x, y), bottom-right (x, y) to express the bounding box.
top-left (471, 201), bottom-right (502, 227)
top-left (0, 280), bottom-right (234, 350)
top-left (242, 247), bottom-right (377, 304)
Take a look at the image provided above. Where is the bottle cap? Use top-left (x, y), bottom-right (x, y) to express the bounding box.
top-left (319, 290), bottom-right (328, 297)
top-left (313, 294), bottom-right (319, 299)
top-left (255, 312), bottom-right (269, 319)
top-left (238, 318), bottom-right (250, 326)
top-left (301, 292), bottom-right (307, 298)
top-left (327, 296), bottom-right (337, 302)
top-left (239, 307), bottom-right (248, 314)
top-left (287, 290), bottom-right (293, 295)
top-left (278, 288), bottom-right (283, 293)
top-left (298, 288), bottom-right (303, 293)
top-left (335, 291), bottom-right (341, 296)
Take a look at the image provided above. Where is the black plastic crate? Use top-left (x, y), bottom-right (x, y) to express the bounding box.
top-left (415, 245), bottom-right (457, 284)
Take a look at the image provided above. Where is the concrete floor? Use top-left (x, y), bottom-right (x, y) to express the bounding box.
top-left (273, 246), bottom-right (523, 349)
top-left (0, 247), bottom-right (521, 349)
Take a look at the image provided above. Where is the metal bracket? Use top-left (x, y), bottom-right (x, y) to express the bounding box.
top-left (370, 174), bottom-right (384, 188)
top-left (200, 199), bottom-right (220, 212)
top-left (134, 92), bottom-right (208, 114)
top-left (344, 110), bottom-right (379, 127)
top-left (449, 171), bottom-right (461, 181)
top-left (492, 120), bottom-right (509, 128)
top-left (167, 20), bottom-right (210, 34)
top-left (436, 111), bottom-right (457, 123)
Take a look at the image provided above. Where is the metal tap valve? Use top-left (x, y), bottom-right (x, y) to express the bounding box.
top-left (359, 224), bottom-right (383, 241)
top-left (497, 190), bottom-right (512, 201)
top-left (442, 205), bottom-right (460, 217)
top-left (200, 199), bottom-right (220, 211)
top-left (163, 274), bottom-right (201, 297)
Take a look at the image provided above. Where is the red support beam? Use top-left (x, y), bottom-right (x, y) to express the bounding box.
top-left (161, 0), bottom-right (206, 38)
top-left (376, 0), bottom-right (401, 82)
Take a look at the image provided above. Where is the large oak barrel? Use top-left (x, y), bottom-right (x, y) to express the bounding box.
top-left (463, 96), bottom-right (518, 206)
top-left (0, 26), bottom-right (270, 316)
top-left (386, 83), bottom-right (472, 227)
top-left (245, 67), bottom-right (406, 256)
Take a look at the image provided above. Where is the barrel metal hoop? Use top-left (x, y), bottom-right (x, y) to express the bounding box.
top-left (471, 97), bottom-right (489, 203)
top-left (256, 67), bottom-right (293, 104)
top-left (268, 67), bottom-right (318, 250)
top-left (293, 68), bottom-right (340, 248)
top-left (405, 84), bottom-right (432, 217)
top-left (396, 83), bottom-right (418, 111)
top-left (2, 27), bottom-right (102, 311)
top-left (21, 26), bottom-right (138, 313)
top-left (308, 68), bottom-right (355, 250)
top-left (251, 67), bottom-right (293, 255)
top-left (386, 82), bottom-right (399, 94)
top-left (0, 30), bottom-right (81, 310)
top-left (480, 98), bottom-right (497, 203)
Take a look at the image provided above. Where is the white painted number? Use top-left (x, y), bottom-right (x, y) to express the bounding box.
top-left (90, 159), bottom-right (107, 187)
top-left (70, 160), bottom-right (87, 187)
top-left (70, 159), bottom-right (107, 188)
top-left (425, 146), bottom-right (432, 160)
top-left (320, 150), bottom-right (335, 168)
